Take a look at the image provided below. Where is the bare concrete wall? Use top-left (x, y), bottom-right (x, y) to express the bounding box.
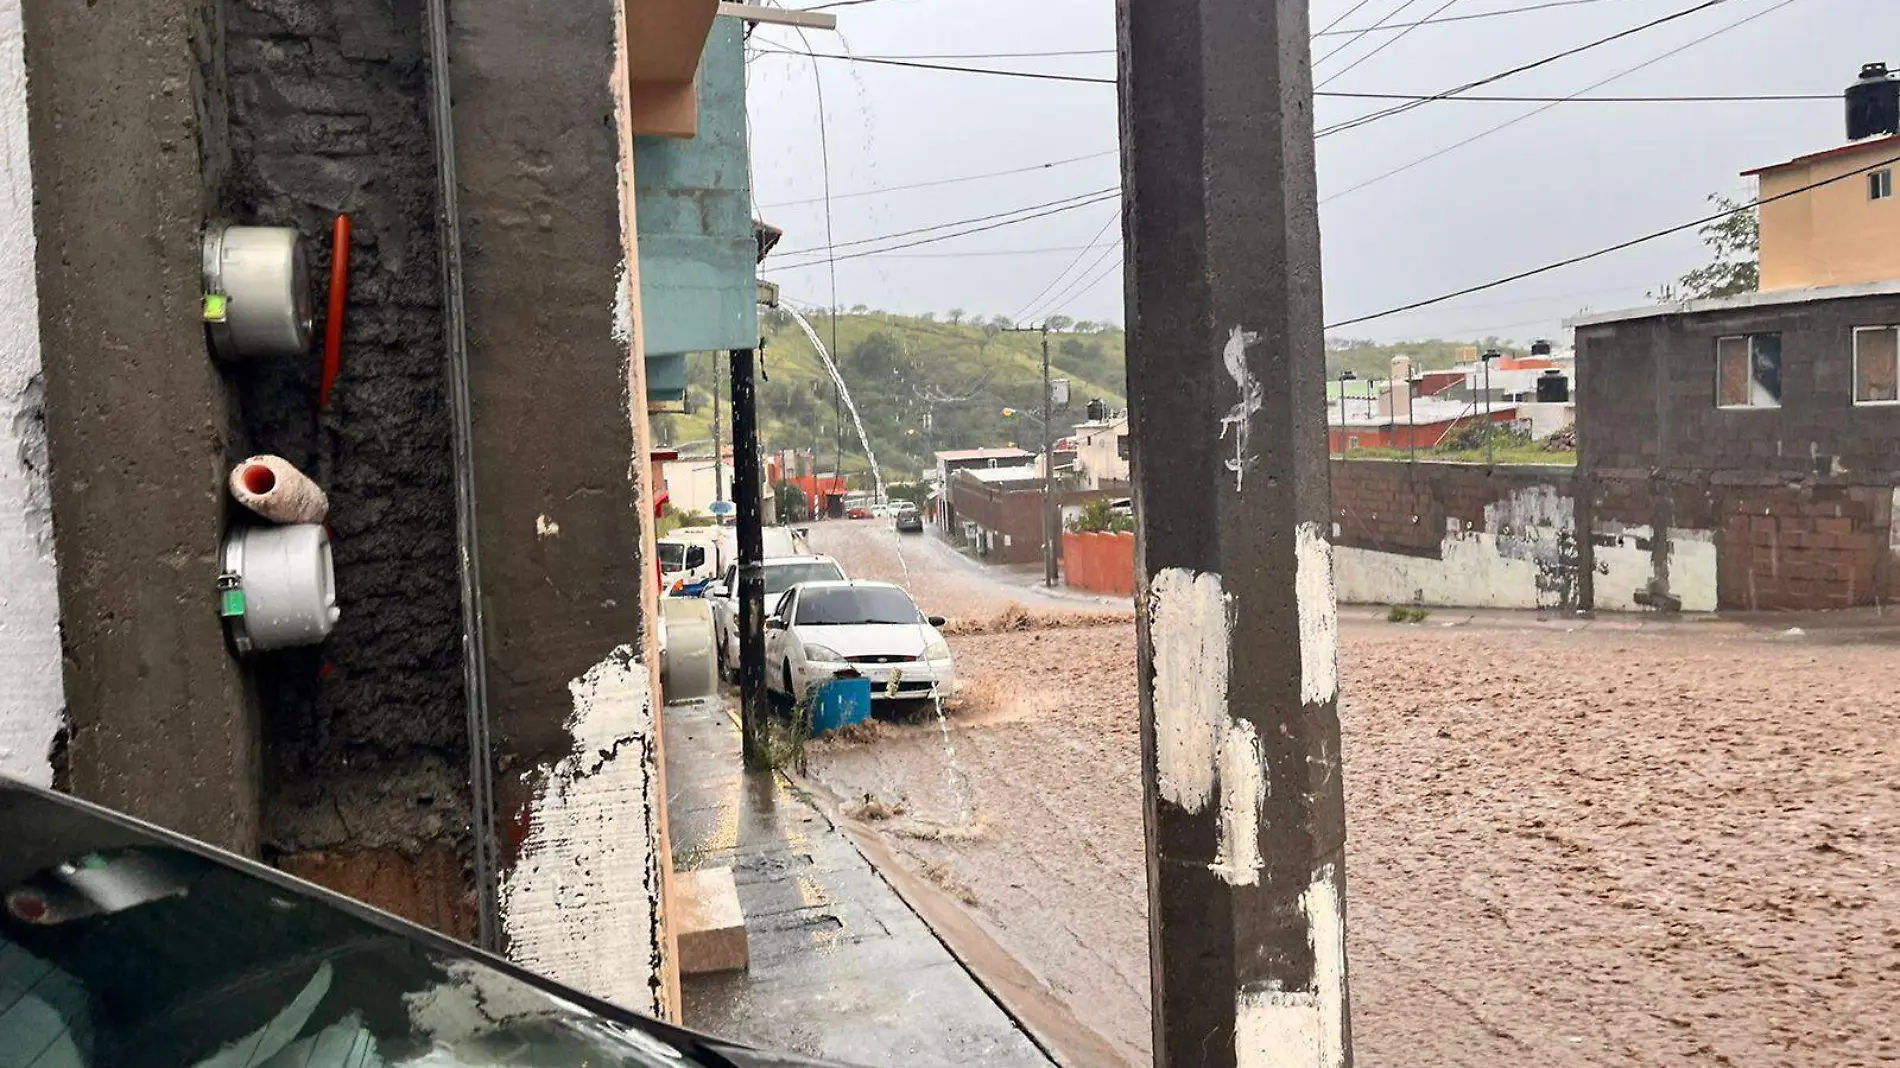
top-left (0, 0), bottom-right (60, 787)
top-left (216, 0), bottom-right (471, 935)
top-left (23, 0), bottom-right (262, 849)
top-left (446, 0), bottom-right (669, 1015)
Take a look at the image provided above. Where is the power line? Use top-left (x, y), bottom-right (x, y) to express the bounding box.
top-left (1312, 0), bottom-right (1431, 73)
top-left (772, 190), bottom-right (1122, 268)
top-left (757, 150), bottom-right (1117, 208)
top-left (1314, 0), bottom-right (1730, 137)
top-left (1321, 0), bottom-right (1799, 202)
top-left (1011, 208), bottom-right (1121, 322)
top-left (751, 42), bottom-right (1825, 107)
top-left (1316, 0), bottom-right (1462, 89)
top-left (757, 0), bottom-right (1648, 58)
top-left (773, 185), bottom-right (1119, 260)
top-left (1022, 240), bottom-right (1124, 324)
top-left (1325, 149), bottom-right (1900, 330)
top-left (853, 242), bottom-right (1120, 259)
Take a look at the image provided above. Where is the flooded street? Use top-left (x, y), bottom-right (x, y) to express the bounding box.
top-left (799, 519), bottom-right (1900, 1067)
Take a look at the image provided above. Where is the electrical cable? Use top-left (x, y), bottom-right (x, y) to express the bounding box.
top-left (1313, 0), bottom-right (1729, 137)
top-left (1020, 239), bottom-right (1124, 325)
top-left (1317, 0), bottom-right (1462, 89)
top-left (1312, 0), bottom-right (1430, 74)
top-left (758, 149), bottom-right (1118, 207)
top-left (771, 186), bottom-right (1120, 263)
top-left (1325, 149), bottom-right (1900, 330)
top-left (772, 190), bottom-right (1121, 268)
top-left (1315, 0), bottom-right (1385, 37)
top-left (1320, 0), bottom-right (1799, 202)
top-left (1010, 207), bottom-right (1121, 323)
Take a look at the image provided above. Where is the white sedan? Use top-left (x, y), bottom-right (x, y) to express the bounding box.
top-left (764, 580), bottom-right (955, 705)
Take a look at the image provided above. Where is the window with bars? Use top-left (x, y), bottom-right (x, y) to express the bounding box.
top-left (1871, 169), bottom-right (1893, 200)
top-left (1853, 326), bottom-right (1900, 404)
top-left (1715, 334), bottom-right (1782, 409)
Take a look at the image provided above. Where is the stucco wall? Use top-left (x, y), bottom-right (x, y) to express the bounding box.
top-left (0, 0), bottom-right (60, 787)
top-left (1758, 140), bottom-right (1900, 292)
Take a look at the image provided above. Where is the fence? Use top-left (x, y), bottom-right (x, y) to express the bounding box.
top-left (1062, 531), bottom-right (1136, 597)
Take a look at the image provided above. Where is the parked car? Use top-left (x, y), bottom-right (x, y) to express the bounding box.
top-left (893, 503), bottom-right (923, 533)
top-left (845, 506), bottom-right (873, 520)
top-left (708, 554), bottom-right (848, 677)
top-left (764, 580), bottom-right (953, 704)
top-left (0, 778), bottom-right (842, 1068)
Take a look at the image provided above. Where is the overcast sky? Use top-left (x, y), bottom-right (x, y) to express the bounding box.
top-left (745, 0), bottom-right (1895, 344)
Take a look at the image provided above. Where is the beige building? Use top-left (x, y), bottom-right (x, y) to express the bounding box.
top-left (1070, 412), bottom-right (1130, 489)
top-left (1749, 132), bottom-right (1900, 291)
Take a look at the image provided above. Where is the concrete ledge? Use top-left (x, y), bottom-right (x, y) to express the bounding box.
top-left (675, 866), bottom-right (748, 975)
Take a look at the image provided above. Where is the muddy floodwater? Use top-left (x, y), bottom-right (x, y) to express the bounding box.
top-left (801, 520), bottom-right (1900, 1067)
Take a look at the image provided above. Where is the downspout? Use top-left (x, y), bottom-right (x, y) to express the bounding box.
top-left (424, 0), bottom-right (502, 952)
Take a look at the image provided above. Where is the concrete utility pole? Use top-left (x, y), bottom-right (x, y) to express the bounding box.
top-left (1481, 349), bottom-right (1500, 466)
top-left (1040, 322), bottom-right (1058, 587)
top-left (731, 347), bottom-right (767, 768)
top-left (1121, 0), bottom-right (1352, 1065)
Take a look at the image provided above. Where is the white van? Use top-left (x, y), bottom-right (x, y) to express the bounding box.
top-left (658, 527), bottom-right (730, 597)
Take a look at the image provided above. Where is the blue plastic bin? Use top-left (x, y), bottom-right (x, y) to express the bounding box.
top-left (811, 677), bottom-right (873, 735)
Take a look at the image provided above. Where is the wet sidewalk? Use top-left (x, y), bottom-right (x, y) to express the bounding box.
top-left (664, 697), bottom-right (1053, 1068)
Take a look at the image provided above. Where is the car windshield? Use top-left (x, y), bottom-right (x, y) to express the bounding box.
top-left (656, 542), bottom-right (687, 571)
top-left (763, 562), bottom-right (845, 597)
top-left (794, 587), bottom-right (920, 626)
top-left (0, 787), bottom-right (734, 1068)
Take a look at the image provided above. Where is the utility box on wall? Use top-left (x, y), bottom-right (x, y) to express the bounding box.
top-left (634, 15), bottom-right (758, 407)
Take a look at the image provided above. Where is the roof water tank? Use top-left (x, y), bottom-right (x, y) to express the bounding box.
top-left (1535, 370), bottom-right (1570, 403)
top-left (1086, 398), bottom-right (1107, 422)
top-left (1530, 339), bottom-right (1553, 357)
top-left (1847, 62), bottom-right (1899, 141)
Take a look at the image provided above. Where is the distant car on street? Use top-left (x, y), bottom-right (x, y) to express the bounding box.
top-left (0, 778), bottom-right (846, 1068)
top-left (765, 580), bottom-right (954, 705)
top-left (893, 502), bottom-right (923, 533)
top-left (846, 505), bottom-right (873, 520)
top-left (709, 554), bottom-right (848, 678)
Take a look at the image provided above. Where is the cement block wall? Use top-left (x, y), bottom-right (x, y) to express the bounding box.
top-left (220, 0), bottom-right (473, 938)
top-left (1576, 293), bottom-right (1900, 482)
top-left (1330, 461), bottom-right (1895, 613)
top-left (1330, 461), bottom-right (1586, 612)
top-left (0, 0), bottom-right (60, 788)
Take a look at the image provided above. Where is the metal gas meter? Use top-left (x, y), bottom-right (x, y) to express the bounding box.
top-left (218, 524), bottom-right (339, 655)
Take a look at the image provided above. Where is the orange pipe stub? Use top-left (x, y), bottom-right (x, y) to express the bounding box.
top-left (231, 455), bottom-right (329, 525)
top-left (320, 214), bottom-right (351, 412)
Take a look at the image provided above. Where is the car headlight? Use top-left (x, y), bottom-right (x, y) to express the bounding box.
top-left (803, 644), bottom-right (846, 664)
top-left (922, 640), bottom-right (951, 662)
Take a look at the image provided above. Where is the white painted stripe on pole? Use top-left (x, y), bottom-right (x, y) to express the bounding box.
top-left (1208, 718), bottom-right (1263, 886)
top-left (1295, 522), bottom-right (1339, 706)
top-left (1236, 865), bottom-right (1349, 1068)
top-left (1149, 567), bottom-right (1229, 813)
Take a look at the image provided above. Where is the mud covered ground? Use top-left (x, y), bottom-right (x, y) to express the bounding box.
top-left (801, 521), bottom-right (1900, 1067)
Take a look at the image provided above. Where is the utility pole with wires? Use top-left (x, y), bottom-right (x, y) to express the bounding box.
top-left (1123, 1), bottom-right (1351, 1066)
top-left (712, 350), bottom-right (726, 506)
top-left (1006, 321), bottom-right (1061, 586)
top-left (1482, 349), bottom-right (1501, 466)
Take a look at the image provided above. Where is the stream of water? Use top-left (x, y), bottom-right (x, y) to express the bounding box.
top-left (783, 303), bottom-right (887, 504)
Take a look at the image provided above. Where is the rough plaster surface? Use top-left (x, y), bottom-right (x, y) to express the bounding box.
top-left (1235, 865), bottom-right (1347, 1068)
top-left (1335, 485), bottom-right (1586, 611)
top-left (220, 0), bottom-right (468, 853)
top-left (0, 0), bottom-right (59, 787)
top-left (1592, 523), bottom-right (1719, 613)
top-left (500, 647), bottom-right (664, 1015)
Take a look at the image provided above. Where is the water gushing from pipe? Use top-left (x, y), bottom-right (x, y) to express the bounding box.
top-left (783, 303), bottom-right (886, 503)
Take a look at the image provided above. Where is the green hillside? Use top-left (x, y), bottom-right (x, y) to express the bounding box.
top-left (648, 310), bottom-right (1534, 486)
top-left (651, 310), bottom-right (1129, 485)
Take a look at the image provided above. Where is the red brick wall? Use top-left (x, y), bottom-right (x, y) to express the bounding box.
top-left (1063, 531), bottom-right (1136, 597)
top-left (1715, 485), bottom-right (1896, 610)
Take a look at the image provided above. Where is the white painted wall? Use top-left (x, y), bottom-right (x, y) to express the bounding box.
top-left (1333, 486), bottom-right (1581, 611)
top-left (1591, 524), bottom-right (1719, 613)
top-left (0, 0), bottom-right (62, 787)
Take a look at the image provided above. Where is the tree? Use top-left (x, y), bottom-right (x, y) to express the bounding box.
top-left (1656, 194), bottom-right (1759, 301)
top-left (947, 309), bottom-right (965, 325)
top-left (774, 482), bottom-right (809, 522)
top-left (1045, 314), bottom-right (1075, 332)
